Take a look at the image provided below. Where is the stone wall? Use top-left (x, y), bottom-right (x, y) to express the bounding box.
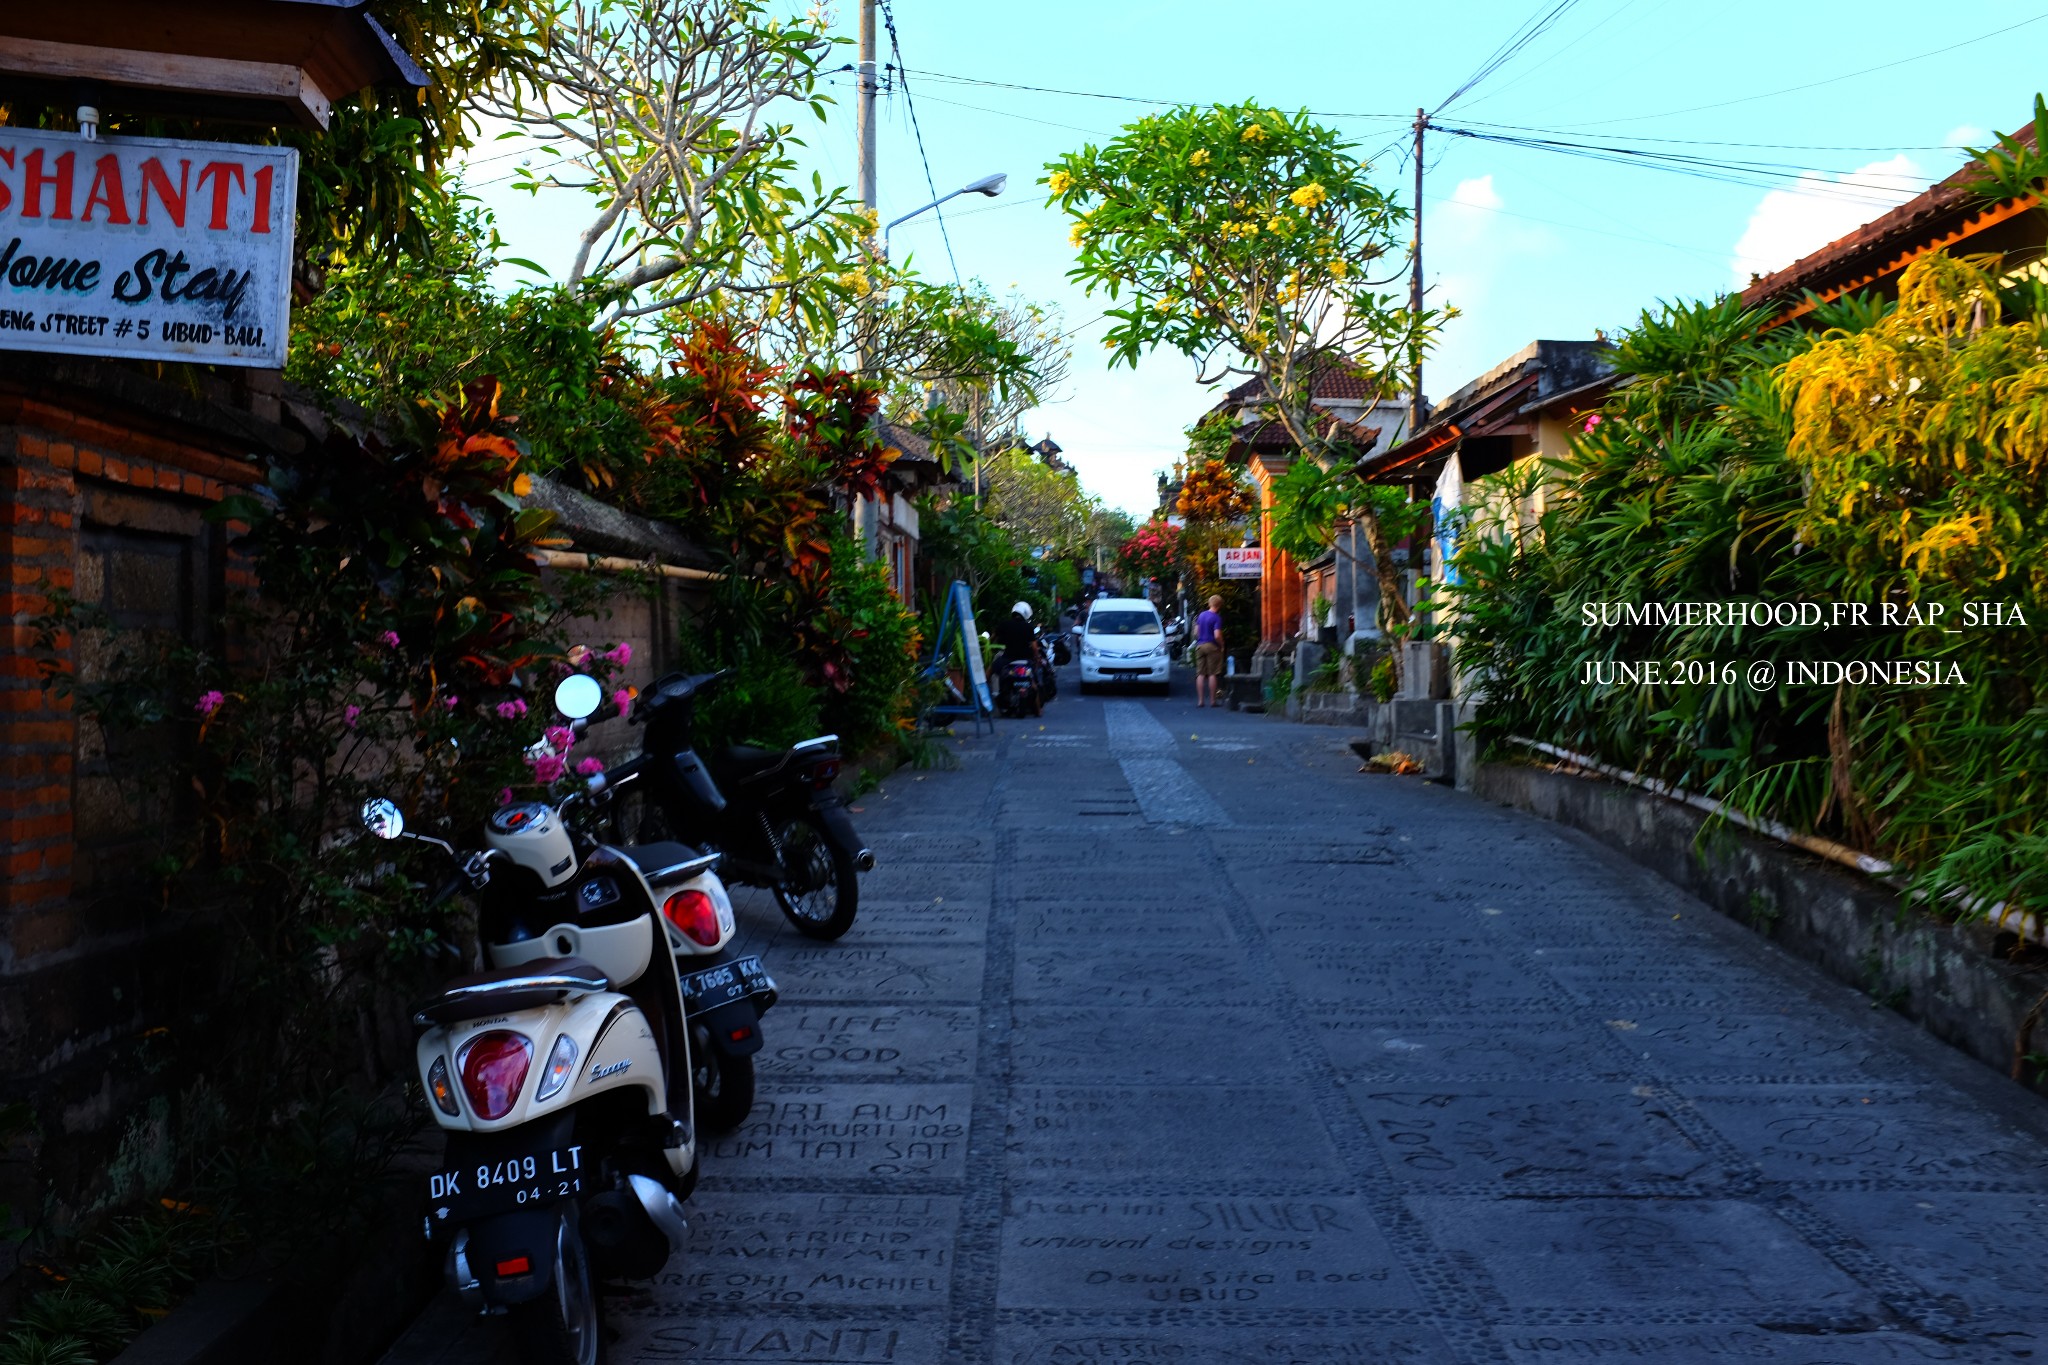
top-left (1474, 761), bottom-right (2048, 1097)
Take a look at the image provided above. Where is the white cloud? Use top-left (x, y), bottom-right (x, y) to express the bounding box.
top-left (1731, 154), bottom-right (1925, 287)
top-left (1945, 124), bottom-right (1991, 149)
top-left (1424, 175), bottom-right (1558, 396)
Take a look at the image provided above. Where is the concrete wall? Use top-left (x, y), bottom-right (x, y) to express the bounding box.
top-left (1474, 761), bottom-right (2048, 1097)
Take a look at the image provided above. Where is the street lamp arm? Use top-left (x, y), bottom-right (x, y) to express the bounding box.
top-left (883, 172), bottom-right (1006, 255)
top-left (884, 188), bottom-right (967, 249)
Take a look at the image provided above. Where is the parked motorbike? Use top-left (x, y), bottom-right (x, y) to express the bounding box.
top-left (613, 670), bottom-right (872, 941)
top-left (374, 677), bottom-right (777, 1359)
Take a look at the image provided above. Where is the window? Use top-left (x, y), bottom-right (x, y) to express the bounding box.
top-left (1085, 610), bottom-right (1160, 636)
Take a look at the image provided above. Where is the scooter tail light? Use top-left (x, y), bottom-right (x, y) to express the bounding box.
top-left (805, 759), bottom-right (840, 790)
top-left (458, 1031), bottom-right (533, 1121)
top-left (426, 1056), bottom-right (459, 1116)
top-left (534, 1034), bottom-right (579, 1103)
top-left (663, 889), bottom-right (722, 946)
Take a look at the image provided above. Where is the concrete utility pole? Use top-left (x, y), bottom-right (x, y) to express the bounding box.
top-left (856, 0), bottom-right (877, 225)
top-left (854, 0), bottom-right (880, 553)
top-left (1409, 107), bottom-right (1426, 436)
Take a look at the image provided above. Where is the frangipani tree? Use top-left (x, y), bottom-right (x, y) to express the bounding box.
top-left (1046, 102), bottom-right (1438, 648)
top-left (479, 0), bottom-right (862, 325)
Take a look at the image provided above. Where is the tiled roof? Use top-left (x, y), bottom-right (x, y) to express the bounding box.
top-left (1739, 118), bottom-right (2040, 311)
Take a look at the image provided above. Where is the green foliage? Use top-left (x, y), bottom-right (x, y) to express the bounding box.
top-left (1047, 101), bottom-right (1423, 399)
top-left (1450, 252), bottom-right (2048, 921)
top-left (1961, 94), bottom-right (2048, 203)
top-left (1368, 654), bottom-right (1396, 703)
top-left (919, 495), bottom-right (1045, 624)
top-left (982, 454), bottom-right (1099, 559)
top-left (1263, 667), bottom-right (1294, 711)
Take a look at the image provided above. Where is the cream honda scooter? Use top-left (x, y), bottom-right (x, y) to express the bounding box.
top-left (367, 675), bottom-right (775, 1363)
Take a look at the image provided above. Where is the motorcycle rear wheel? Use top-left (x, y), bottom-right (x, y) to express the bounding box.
top-left (507, 1212), bottom-right (606, 1365)
top-left (692, 1025), bottom-right (758, 1134)
top-left (772, 812), bottom-right (859, 940)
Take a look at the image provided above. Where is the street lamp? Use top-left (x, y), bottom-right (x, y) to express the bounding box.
top-left (883, 172), bottom-right (1007, 255)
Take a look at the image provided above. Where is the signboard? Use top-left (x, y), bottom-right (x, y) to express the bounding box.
top-left (1218, 546), bottom-right (1263, 579)
top-left (0, 128), bottom-right (298, 369)
top-left (949, 580), bottom-right (994, 717)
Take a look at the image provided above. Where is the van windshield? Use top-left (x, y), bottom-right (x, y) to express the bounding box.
top-left (1087, 611), bottom-right (1160, 636)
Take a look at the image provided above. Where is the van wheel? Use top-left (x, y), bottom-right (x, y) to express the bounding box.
top-left (507, 1212), bottom-right (606, 1365)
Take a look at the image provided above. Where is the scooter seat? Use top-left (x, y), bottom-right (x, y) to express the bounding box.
top-left (611, 841), bottom-right (718, 887)
top-left (716, 743), bottom-right (791, 781)
top-left (413, 956), bottom-right (611, 1029)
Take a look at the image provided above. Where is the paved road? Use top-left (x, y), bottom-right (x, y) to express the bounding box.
top-left (386, 674), bottom-right (2048, 1364)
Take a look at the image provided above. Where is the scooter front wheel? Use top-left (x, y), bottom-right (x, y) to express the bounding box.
top-left (772, 813), bottom-right (859, 940)
top-left (507, 1210), bottom-right (606, 1365)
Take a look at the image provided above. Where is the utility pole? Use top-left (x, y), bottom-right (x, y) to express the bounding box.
top-left (853, 0), bottom-right (880, 556)
top-left (854, 0), bottom-right (878, 375)
top-left (1409, 107), bottom-right (1426, 436)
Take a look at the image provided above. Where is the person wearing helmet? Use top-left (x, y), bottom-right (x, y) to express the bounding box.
top-left (996, 601), bottom-right (1041, 710)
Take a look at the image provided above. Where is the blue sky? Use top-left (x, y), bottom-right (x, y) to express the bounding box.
top-left (460, 2), bottom-right (2047, 515)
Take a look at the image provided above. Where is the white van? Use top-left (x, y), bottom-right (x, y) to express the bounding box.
top-left (1077, 596), bottom-right (1170, 694)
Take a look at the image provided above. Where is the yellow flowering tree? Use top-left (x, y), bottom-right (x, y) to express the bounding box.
top-left (1045, 102), bottom-right (1438, 640)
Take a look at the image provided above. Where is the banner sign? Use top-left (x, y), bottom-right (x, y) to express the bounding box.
top-left (949, 579), bottom-right (993, 716)
top-left (1218, 546), bottom-right (1263, 579)
top-left (0, 128), bottom-right (298, 369)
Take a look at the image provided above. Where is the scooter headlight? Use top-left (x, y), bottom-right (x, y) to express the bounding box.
top-left (534, 1034), bottom-right (579, 1103)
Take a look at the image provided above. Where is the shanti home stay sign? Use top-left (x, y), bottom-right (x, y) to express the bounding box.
top-left (0, 127), bottom-right (298, 369)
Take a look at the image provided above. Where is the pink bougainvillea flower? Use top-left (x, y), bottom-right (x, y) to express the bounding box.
top-left (607, 641), bottom-right (633, 666)
top-left (495, 699), bottom-right (528, 721)
top-left (1582, 414), bottom-right (1603, 433)
top-left (379, 631), bottom-right (402, 649)
top-left (611, 689), bottom-right (633, 714)
top-left (498, 787), bottom-right (516, 806)
top-left (195, 690), bottom-right (225, 717)
top-left (444, 695), bottom-right (460, 710)
top-left (343, 704), bottom-right (362, 729)
top-left (575, 757), bottom-right (605, 777)
top-left (530, 754), bottom-right (566, 784)
top-left (545, 726), bottom-right (575, 754)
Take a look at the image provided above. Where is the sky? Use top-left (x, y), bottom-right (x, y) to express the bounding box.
top-left (457, 2), bottom-right (2048, 516)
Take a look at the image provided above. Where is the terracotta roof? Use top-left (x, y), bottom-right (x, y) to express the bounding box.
top-left (1216, 358), bottom-right (1383, 410)
top-left (1739, 119), bottom-right (2041, 316)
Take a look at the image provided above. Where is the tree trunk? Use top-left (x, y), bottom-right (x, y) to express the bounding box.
top-left (1356, 506), bottom-right (1411, 693)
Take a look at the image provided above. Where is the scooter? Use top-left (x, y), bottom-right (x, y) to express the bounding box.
top-left (1000, 655), bottom-right (1042, 718)
top-left (373, 677), bottom-right (777, 1359)
top-left (612, 670), bottom-right (872, 942)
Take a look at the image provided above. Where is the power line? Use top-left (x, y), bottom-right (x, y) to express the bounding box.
top-left (1436, 0), bottom-right (1586, 114)
top-left (1433, 124), bottom-right (1928, 205)
top-left (877, 1), bottom-right (961, 288)
top-left (1562, 10), bottom-right (2048, 128)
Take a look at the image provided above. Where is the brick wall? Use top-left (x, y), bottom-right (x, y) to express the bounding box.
top-left (0, 363), bottom-right (712, 1226)
top-left (0, 366), bottom-right (267, 1216)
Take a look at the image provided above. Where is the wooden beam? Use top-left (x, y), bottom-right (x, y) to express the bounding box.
top-left (0, 35), bottom-right (329, 127)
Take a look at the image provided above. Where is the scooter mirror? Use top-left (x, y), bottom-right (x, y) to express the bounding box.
top-left (361, 798), bottom-right (405, 841)
top-left (554, 673), bottom-right (604, 721)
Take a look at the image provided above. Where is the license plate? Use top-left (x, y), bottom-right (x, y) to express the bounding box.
top-left (680, 955), bottom-right (777, 1016)
top-left (425, 1142), bottom-right (586, 1230)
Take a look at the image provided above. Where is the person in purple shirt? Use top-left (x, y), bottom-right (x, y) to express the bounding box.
top-left (1193, 594), bottom-right (1225, 708)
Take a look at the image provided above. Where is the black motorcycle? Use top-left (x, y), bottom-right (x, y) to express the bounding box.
top-left (999, 655), bottom-right (1041, 718)
top-left (612, 671), bottom-right (872, 941)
